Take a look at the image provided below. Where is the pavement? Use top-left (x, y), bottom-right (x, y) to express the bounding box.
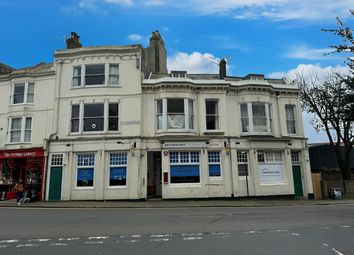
top-left (1, 198), bottom-right (354, 208)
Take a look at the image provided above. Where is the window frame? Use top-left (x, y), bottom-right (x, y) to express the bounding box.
top-left (205, 100), bottom-right (219, 130)
top-left (72, 66), bottom-right (82, 87)
top-left (208, 151), bottom-right (222, 178)
top-left (76, 153), bottom-right (95, 188)
top-left (237, 151), bottom-right (249, 177)
top-left (8, 116), bottom-right (32, 144)
top-left (285, 104), bottom-right (297, 135)
top-left (240, 102), bottom-right (272, 134)
top-left (109, 64), bottom-right (119, 85)
top-left (108, 152), bottom-right (128, 188)
top-left (169, 151), bottom-right (201, 184)
top-left (156, 98), bottom-right (194, 132)
top-left (11, 82), bottom-right (35, 105)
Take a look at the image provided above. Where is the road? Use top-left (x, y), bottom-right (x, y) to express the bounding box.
top-left (0, 204), bottom-right (354, 255)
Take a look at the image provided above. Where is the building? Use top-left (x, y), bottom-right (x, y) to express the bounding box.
top-left (0, 31), bottom-right (314, 201)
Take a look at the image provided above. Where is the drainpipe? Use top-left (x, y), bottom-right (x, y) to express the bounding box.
top-left (228, 137), bottom-right (234, 198)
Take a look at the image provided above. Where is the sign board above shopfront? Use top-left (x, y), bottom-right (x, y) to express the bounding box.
top-left (0, 148), bottom-right (44, 159)
top-left (162, 142), bottom-right (207, 149)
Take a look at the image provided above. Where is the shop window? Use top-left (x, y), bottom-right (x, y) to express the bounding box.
top-left (76, 154), bottom-right (95, 187)
top-left (109, 64), bottom-right (119, 85)
top-left (12, 82), bottom-right (34, 104)
top-left (285, 105), bottom-right (296, 134)
top-left (72, 66), bottom-right (81, 87)
top-left (257, 151), bottom-right (284, 183)
top-left (169, 151), bottom-right (200, 183)
top-left (83, 104), bottom-right (104, 131)
top-left (8, 116), bottom-right (32, 143)
top-left (208, 151), bottom-right (221, 177)
top-left (51, 154), bottom-right (64, 166)
top-left (240, 102), bottom-right (272, 134)
top-left (237, 151), bottom-right (249, 176)
top-left (109, 153), bottom-right (127, 186)
top-left (85, 64), bottom-right (105, 85)
top-left (156, 98), bottom-right (194, 131)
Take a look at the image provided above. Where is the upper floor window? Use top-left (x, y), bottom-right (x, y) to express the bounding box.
top-left (72, 66), bottom-right (81, 87)
top-left (205, 100), bottom-right (219, 130)
top-left (156, 98), bottom-right (194, 131)
top-left (85, 64), bottom-right (105, 85)
top-left (72, 64), bottom-right (120, 87)
top-left (12, 83), bottom-right (34, 104)
top-left (240, 102), bottom-right (272, 134)
top-left (71, 102), bottom-right (119, 133)
top-left (285, 105), bottom-right (296, 134)
top-left (8, 116), bottom-right (32, 143)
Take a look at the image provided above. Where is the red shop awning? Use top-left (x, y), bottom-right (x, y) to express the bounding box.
top-left (0, 148), bottom-right (44, 159)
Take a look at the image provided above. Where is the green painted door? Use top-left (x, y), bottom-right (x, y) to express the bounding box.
top-left (49, 167), bottom-right (62, 201)
top-left (292, 165), bottom-right (303, 197)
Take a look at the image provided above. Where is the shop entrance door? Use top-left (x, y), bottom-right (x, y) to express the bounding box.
top-left (48, 167), bottom-right (62, 201)
top-left (147, 151), bottom-right (162, 198)
top-left (292, 165), bottom-right (303, 197)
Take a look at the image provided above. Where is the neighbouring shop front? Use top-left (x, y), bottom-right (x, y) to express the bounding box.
top-left (0, 148), bottom-right (44, 200)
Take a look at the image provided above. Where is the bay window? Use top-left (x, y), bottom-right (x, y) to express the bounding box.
top-left (240, 102), bottom-right (272, 134)
top-left (85, 64), bottom-right (105, 85)
top-left (72, 64), bottom-right (120, 87)
top-left (72, 66), bottom-right (81, 87)
top-left (156, 98), bottom-right (194, 131)
top-left (83, 104), bottom-right (104, 131)
top-left (206, 100), bottom-right (219, 130)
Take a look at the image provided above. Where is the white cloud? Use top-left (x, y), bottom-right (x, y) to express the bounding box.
top-left (285, 45), bottom-right (337, 60)
top-left (268, 63), bottom-right (349, 81)
top-left (104, 0), bottom-right (133, 5)
top-left (167, 52), bottom-right (220, 73)
top-left (127, 34), bottom-right (143, 41)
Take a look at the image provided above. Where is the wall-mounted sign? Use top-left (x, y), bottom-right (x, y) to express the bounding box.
top-left (120, 120), bottom-right (141, 126)
top-left (259, 164), bottom-right (284, 182)
top-left (162, 142), bottom-right (207, 149)
top-left (0, 148), bottom-right (44, 159)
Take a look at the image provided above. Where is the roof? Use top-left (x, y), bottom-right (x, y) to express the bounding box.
top-left (0, 63), bottom-right (15, 74)
top-left (0, 62), bottom-right (54, 80)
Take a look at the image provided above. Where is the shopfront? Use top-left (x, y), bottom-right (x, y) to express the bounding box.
top-left (0, 148), bottom-right (44, 200)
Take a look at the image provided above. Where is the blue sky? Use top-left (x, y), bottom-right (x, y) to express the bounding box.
top-left (1, 0), bottom-right (353, 142)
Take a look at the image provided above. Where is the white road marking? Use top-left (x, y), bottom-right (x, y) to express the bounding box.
top-left (243, 230), bottom-right (261, 234)
top-left (16, 244), bottom-right (39, 248)
top-left (29, 239), bottom-right (50, 242)
top-left (130, 235), bottom-right (141, 238)
top-left (340, 226), bottom-right (351, 228)
top-left (151, 234), bottom-right (172, 238)
top-left (332, 248), bottom-right (345, 255)
top-left (151, 238), bottom-right (170, 242)
top-left (50, 243), bottom-right (68, 246)
top-left (0, 240), bottom-right (19, 243)
top-left (88, 236), bottom-right (110, 240)
top-left (291, 233), bottom-right (300, 236)
top-left (58, 237), bottom-right (80, 241)
top-left (211, 232), bottom-right (230, 236)
top-left (182, 233), bottom-right (203, 236)
top-left (183, 237), bottom-right (203, 241)
top-left (320, 227), bottom-right (329, 229)
top-left (323, 244), bottom-right (329, 247)
top-left (85, 241), bottom-right (104, 245)
top-left (124, 240), bottom-right (139, 243)
top-left (0, 245), bottom-right (9, 248)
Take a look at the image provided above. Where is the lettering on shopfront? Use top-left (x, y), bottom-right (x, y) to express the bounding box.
top-left (163, 142), bottom-right (207, 148)
top-left (0, 150), bottom-right (44, 159)
top-left (120, 120), bottom-right (141, 126)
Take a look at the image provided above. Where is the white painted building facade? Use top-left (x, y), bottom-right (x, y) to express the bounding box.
top-left (0, 32), bottom-right (313, 201)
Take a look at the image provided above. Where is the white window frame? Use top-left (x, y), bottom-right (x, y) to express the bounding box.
top-left (50, 154), bottom-right (64, 166)
top-left (285, 104), bottom-right (297, 135)
top-left (169, 151), bottom-right (201, 185)
top-left (108, 64), bottom-right (119, 85)
top-left (205, 100), bottom-right (219, 130)
top-left (208, 151), bottom-right (222, 178)
top-left (11, 82), bottom-right (34, 105)
top-left (240, 102), bottom-right (272, 134)
top-left (156, 98), bottom-right (194, 132)
top-left (76, 153), bottom-right (95, 189)
top-left (72, 66), bottom-right (82, 87)
top-left (291, 151), bottom-right (301, 164)
top-left (108, 152), bottom-right (128, 188)
top-left (7, 116), bottom-right (32, 144)
top-left (237, 151), bottom-right (249, 177)
top-left (70, 102), bottom-right (120, 134)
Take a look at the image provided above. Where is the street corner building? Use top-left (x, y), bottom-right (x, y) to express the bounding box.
top-left (0, 31), bottom-right (314, 201)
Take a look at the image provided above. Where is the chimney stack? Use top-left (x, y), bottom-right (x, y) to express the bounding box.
top-left (219, 59), bottom-right (226, 79)
top-left (66, 32), bottom-right (82, 49)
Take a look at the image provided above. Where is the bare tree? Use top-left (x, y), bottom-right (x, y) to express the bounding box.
top-left (299, 10), bottom-right (354, 192)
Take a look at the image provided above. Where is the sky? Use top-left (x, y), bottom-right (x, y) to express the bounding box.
top-left (1, 0), bottom-right (353, 143)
